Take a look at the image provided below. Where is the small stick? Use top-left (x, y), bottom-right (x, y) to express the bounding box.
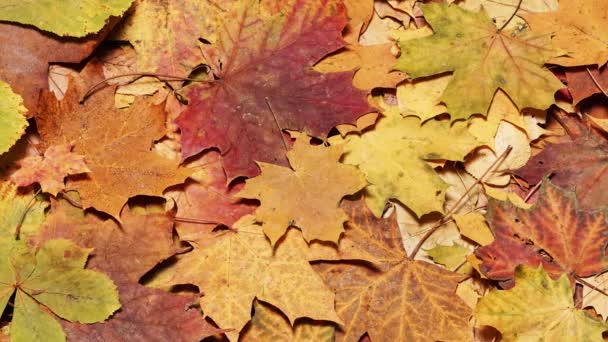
top-left (81, 72), bottom-right (216, 102)
top-left (497, 0), bottom-right (523, 32)
top-left (409, 146), bottom-right (512, 259)
top-left (15, 189), bottom-right (42, 240)
top-left (523, 178), bottom-right (545, 203)
top-left (575, 275), bottom-right (608, 308)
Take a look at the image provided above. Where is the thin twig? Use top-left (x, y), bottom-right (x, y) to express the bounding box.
top-left (15, 189), bottom-right (42, 240)
top-left (61, 191), bottom-right (83, 208)
top-left (81, 72), bottom-right (216, 102)
top-left (586, 67), bottom-right (608, 98)
top-left (409, 146), bottom-right (513, 259)
top-left (497, 0), bottom-right (523, 32)
top-left (173, 217), bottom-right (223, 225)
top-left (575, 275), bottom-right (608, 308)
top-left (523, 178), bottom-right (545, 203)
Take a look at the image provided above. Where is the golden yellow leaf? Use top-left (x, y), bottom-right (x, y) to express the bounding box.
top-left (239, 138), bottom-right (366, 244)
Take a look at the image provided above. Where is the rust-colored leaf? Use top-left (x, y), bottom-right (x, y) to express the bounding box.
top-left (177, 0), bottom-right (372, 179)
top-left (476, 180), bottom-right (608, 284)
top-left (517, 116), bottom-right (608, 211)
top-left (36, 61), bottom-right (190, 217)
top-left (10, 144), bottom-right (90, 196)
top-left (313, 200), bottom-right (472, 341)
top-left (565, 67), bottom-right (608, 104)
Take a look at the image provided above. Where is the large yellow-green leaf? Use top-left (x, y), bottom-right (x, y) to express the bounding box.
top-left (330, 107), bottom-right (480, 217)
top-left (476, 266), bottom-right (608, 341)
top-left (394, 3), bottom-right (562, 120)
top-left (0, 0), bottom-right (133, 37)
top-left (0, 239), bottom-right (121, 342)
top-left (0, 80), bottom-right (27, 155)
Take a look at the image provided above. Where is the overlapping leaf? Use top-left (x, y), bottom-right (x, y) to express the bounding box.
top-left (239, 138), bottom-right (366, 244)
top-left (0, 81), bottom-right (27, 155)
top-left (36, 62), bottom-right (190, 217)
top-left (330, 106), bottom-right (479, 217)
top-left (476, 179), bottom-right (608, 283)
top-left (395, 3), bottom-right (563, 120)
top-left (177, 0), bottom-right (372, 179)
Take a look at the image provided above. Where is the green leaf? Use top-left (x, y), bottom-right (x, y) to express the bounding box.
top-left (0, 238), bottom-right (121, 341)
top-left (394, 3), bottom-right (562, 120)
top-left (0, 182), bottom-right (47, 239)
top-left (0, 0), bottom-right (133, 37)
top-left (0, 80), bottom-right (27, 155)
top-left (476, 266), bottom-right (608, 341)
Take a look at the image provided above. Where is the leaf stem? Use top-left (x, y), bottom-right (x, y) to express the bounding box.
top-left (80, 72), bottom-right (216, 103)
top-left (497, 0), bottom-right (524, 32)
top-left (408, 146), bottom-right (513, 259)
top-left (15, 189), bottom-right (42, 240)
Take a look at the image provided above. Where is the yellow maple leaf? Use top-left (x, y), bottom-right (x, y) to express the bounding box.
top-left (167, 215), bottom-right (341, 341)
top-left (238, 138), bottom-right (366, 244)
top-left (330, 106), bottom-right (480, 218)
top-left (476, 266), bottom-right (607, 341)
top-left (395, 3), bottom-right (563, 120)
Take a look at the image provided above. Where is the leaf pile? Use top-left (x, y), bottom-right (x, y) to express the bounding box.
top-left (1, 0), bottom-right (608, 341)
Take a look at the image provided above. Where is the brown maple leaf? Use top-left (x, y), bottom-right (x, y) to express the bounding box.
top-left (565, 66), bottom-right (608, 104)
top-left (176, 0), bottom-right (372, 179)
top-left (0, 21), bottom-right (115, 116)
top-left (476, 180), bottom-right (608, 284)
top-left (36, 61), bottom-right (190, 218)
top-left (10, 144), bottom-right (90, 196)
top-left (35, 197), bottom-right (221, 341)
top-left (312, 199), bottom-right (473, 342)
top-left (517, 115), bottom-right (608, 211)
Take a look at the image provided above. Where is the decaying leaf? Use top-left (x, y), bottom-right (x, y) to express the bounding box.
top-left (167, 215), bottom-right (341, 341)
top-left (0, 80), bottom-right (27, 155)
top-left (476, 266), bottom-right (607, 341)
top-left (476, 179), bottom-right (608, 283)
top-left (10, 144), bottom-right (90, 196)
top-left (395, 3), bottom-right (562, 120)
top-left (177, 0), bottom-right (372, 179)
top-left (239, 138), bottom-right (366, 244)
top-left (330, 106), bottom-right (479, 217)
top-left (36, 62), bottom-right (190, 217)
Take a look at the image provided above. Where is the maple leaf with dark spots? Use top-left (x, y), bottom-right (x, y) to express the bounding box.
top-left (177, 0), bottom-right (372, 179)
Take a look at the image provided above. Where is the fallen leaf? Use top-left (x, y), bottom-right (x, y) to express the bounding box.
top-left (0, 181), bottom-right (47, 240)
top-left (241, 301), bottom-right (335, 342)
top-left (516, 115), bottom-right (608, 211)
top-left (314, 43), bottom-right (406, 90)
top-left (0, 80), bottom-right (27, 155)
top-left (523, 0), bottom-right (608, 66)
top-left (476, 265), bottom-right (607, 341)
top-left (238, 138), bottom-right (366, 244)
top-left (176, 0), bottom-right (372, 179)
top-left (0, 19), bottom-right (114, 114)
top-left (112, 0), bottom-right (219, 78)
top-left (453, 212), bottom-right (494, 246)
top-left (330, 106), bottom-right (479, 217)
top-left (0, 0), bottom-right (132, 37)
top-left (343, 0), bottom-right (374, 43)
top-left (395, 3), bottom-right (562, 120)
top-left (36, 61), bottom-right (190, 217)
top-left (426, 243), bottom-right (473, 271)
top-left (459, 0), bottom-right (557, 29)
top-left (167, 215), bottom-right (341, 341)
top-left (0, 238), bottom-right (120, 341)
top-left (314, 214), bottom-right (473, 341)
top-left (476, 179), bottom-right (608, 283)
top-left (565, 66), bottom-right (608, 104)
top-left (36, 197), bottom-right (221, 341)
top-left (10, 144), bottom-right (90, 196)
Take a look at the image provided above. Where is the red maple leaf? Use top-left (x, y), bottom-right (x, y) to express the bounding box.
top-left (176, 0), bottom-right (372, 179)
